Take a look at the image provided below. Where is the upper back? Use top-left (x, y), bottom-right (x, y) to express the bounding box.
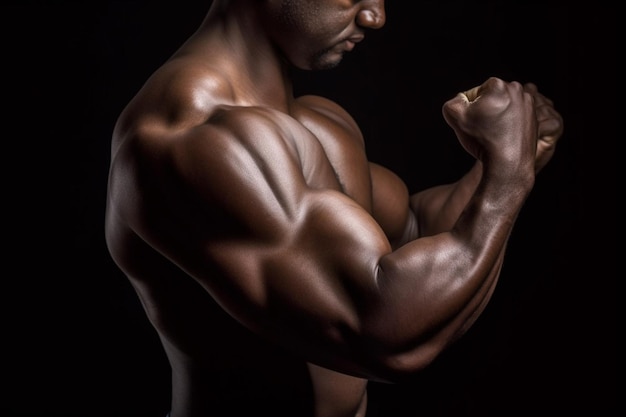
top-left (105, 52), bottom-right (373, 280)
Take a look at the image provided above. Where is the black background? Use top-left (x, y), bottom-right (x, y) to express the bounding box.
top-left (4, 1), bottom-right (616, 416)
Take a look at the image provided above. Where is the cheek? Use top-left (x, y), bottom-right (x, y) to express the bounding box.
top-left (271, 2), bottom-right (351, 67)
top-left (278, 1), bottom-right (340, 41)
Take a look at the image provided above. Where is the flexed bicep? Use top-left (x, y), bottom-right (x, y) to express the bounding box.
top-left (369, 162), bottom-right (417, 247)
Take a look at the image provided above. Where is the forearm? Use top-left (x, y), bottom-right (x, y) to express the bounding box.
top-left (410, 161), bottom-right (483, 237)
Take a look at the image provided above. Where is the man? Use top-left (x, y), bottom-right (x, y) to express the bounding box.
top-left (105, 1), bottom-right (563, 416)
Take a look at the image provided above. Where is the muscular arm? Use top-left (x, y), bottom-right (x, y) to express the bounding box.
top-left (370, 161), bottom-right (500, 355)
top-left (364, 81), bottom-right (562, 362)
top-left (375, 82), bottom-right (563, 344)
top-left (117, 78), bottom-right (561, 383)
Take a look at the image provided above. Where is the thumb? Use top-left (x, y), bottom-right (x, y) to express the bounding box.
top-left (441, 85), bottom-right (481, 129)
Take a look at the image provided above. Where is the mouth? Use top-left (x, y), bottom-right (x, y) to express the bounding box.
top-left (344, 35), bottom-right (365, 51)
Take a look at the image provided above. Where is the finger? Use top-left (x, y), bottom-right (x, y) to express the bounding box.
top-left (525, 82), bottom-right (554, 107)
top-left (523, 82), bottom-right (538, 93)
top-left (537, 117), bottom-right (563, 147)
top-left (536, 105), bottom-right (564, 143)
top-left (441, 93), bottom-right (470, 127)
top-left (462, 85), bottom-right (482, 103)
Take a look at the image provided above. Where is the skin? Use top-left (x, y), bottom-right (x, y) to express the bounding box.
top-left (104, 1), bottom-right (564, 416)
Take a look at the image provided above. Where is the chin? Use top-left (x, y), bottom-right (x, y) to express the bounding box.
top-left (310, 52), bottom-right (344, 71)
top-left (312, 61), bottom-right (341, 71)
top-left (289, 48), bottom-right (344, 72)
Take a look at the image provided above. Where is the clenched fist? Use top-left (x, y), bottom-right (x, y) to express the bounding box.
top-left (442, 77), bottom-right (563, 177)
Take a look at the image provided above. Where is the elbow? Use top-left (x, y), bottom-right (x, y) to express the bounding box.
top-left (358, 336), bottom-right (449, 383)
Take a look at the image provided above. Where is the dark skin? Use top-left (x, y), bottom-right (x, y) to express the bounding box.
top-left (105, 1), bottom-right (564, 416)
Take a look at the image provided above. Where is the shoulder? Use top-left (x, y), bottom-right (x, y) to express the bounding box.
top-left (167, 105), bottom-right (309, 197)
top-left (208, 105), bottom-right (305, 140)
top-left (119, 57), bottom-right (237, 136)
top-left (114, 57), bottom-right (311, 162)
top-left (294, 95), bottom-right (360, 131)
top-left (109, 103), bottom-right (310, 245)
top-left (294, 95), bottom-right (364, 146)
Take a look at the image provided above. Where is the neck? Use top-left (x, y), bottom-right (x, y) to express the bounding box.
top-left (180, 1), bottom-right (296, 112)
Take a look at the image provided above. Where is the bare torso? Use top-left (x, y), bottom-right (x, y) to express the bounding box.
top-left (105, 60), bottom-right (376, 416)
